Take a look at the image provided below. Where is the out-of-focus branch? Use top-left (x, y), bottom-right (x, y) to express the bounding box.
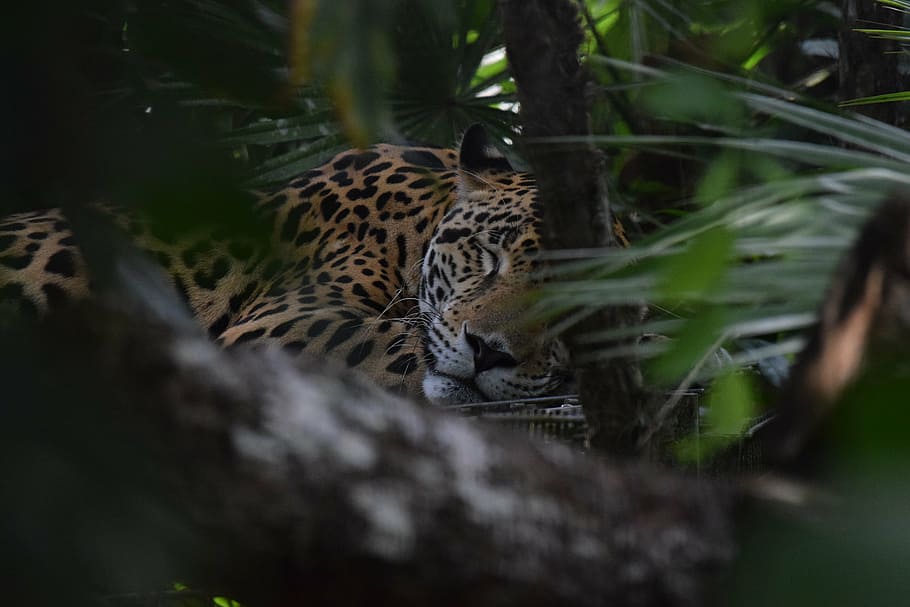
top-left (1, 297), bottom-right (733, 607)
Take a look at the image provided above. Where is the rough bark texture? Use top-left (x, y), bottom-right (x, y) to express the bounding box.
top-left (498, 0), bottom-right (649, 456)
top-left (839, 1), bottom-right (910, 127)
top-left (1, 298), bottom-right (734, 607)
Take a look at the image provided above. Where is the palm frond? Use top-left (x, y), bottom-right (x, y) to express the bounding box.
top-left (539, 72), bottom-right (910, 394)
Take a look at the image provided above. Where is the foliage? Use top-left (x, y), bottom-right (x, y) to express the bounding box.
top-left (1, 0), bottom-right (517, 217)
top-left (3, 0), bottom-right (903, 457)
top-left (3, 0), bottom-right (901, 461)
top-left (5, 0), bottom-right (910, 604)
top-left (531, 0), bottom-right (910, 458)
top-left (123, 0), bottom-right (518, 186)
top-left (540, 76), bottom-right (910, 370)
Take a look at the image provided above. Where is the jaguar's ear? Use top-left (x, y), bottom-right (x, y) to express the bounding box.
top-left (458, 124), bottom-right (513, 187)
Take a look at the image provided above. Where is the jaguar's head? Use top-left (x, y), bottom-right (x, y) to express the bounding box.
top-left (419, 125), bottom-right (572, 405)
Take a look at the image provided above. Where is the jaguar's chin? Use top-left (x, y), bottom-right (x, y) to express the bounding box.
top-left (422, 368), bottom-right (486, 406)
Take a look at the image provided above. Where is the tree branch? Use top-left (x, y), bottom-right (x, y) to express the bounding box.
top-left (2, 299), bottom-right (733, 607)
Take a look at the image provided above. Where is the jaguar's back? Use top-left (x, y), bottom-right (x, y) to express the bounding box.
top-left (0, 125), bottom-right (571, 404)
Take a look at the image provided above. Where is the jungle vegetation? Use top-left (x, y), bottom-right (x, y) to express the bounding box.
top-left (4, 0), bottom-right (910, 605)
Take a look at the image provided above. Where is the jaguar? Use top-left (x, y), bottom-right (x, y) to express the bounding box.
top-left (0, 124), bottom-right (571, 404)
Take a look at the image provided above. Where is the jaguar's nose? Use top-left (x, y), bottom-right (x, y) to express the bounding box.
top-left (464, 330), bottom-right (517, 373)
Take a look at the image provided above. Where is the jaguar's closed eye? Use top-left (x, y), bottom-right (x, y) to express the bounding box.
top-left (476, 243), bottom-right (501, 276)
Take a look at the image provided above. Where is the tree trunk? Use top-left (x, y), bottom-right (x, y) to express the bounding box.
top-left (498, 0), bottom-right (651, 456)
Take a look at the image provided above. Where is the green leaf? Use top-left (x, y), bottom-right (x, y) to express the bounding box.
top-left (575, 134), bottom-right (910, 171)
top-left (659, 226), bottom-right (733, 299)
top-left (674, 370), bottom-right (757, 462)
top-left (300, 0), bottom-right (397, 145)
top-left (740, 93), bottom-right (910, 162)
top-left (246, 134), bottom-right (348, 186)
top-left (649, 307), bottom-right (729, 382)
top-left (839, 91), bottom-right (910, 107)
top-left (642, 74), bottom-right (742, 126)
top-left (704, 370), bottom-right (757, 436)
top-left (219, 112), bottom-right (339, 146)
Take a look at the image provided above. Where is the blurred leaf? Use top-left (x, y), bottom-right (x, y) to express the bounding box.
top-left (129, 1), bottom-right (286, 106)
top-left (289, 0), bottom-right (318, 86)
top-left (649, 306), bottom-right (729, 382)
top-left (828, 365), bottom-right (910, 468)
top-left (642, 74), bottom-right (742, 126)
top-left (246, 134), bottom-right (348, 186)
top-left (305, 0), bottom-right (397, 145)
top-left (675, 370), bottom-right (757, 461)
top-left (695, 152), bottom-right (742, 205)
top-left (723, 484), bottom-right (910, 606)
top-left (658, 226), bottom-right (733, 298)
top-left (580, 134), bottom-right (910, 171)
top-left (704, 370), bottom-right (757, 435)
top-left (739, 93), bottom-right (910, 161)
top-left (219, 111), bottom-right (338, 146)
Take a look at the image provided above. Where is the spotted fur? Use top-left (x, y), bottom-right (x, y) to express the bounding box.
top-left (0, 125), bottom-right (570, 404)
